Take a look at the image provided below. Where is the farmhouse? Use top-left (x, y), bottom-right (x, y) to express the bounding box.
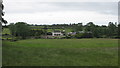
top-left (52, 30), bottom-right (63, 36)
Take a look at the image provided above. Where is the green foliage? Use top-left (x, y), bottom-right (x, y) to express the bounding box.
top-left (85, 22), bottom-right (95, 32)
top-left (74, 33), bottom-right (83, 38)
top-left (9, 22), bottom-right (31, 39)
top-left (30, 30), bottom-right (45, 36)
top-left (15, 22), bottom-right (31, 39)
top-left (65, 35), bottom-right (72, 39)
top-left (6, 22), bottom-right (119, 39)
top-left (107, 22), bottom-right (117, 38)
top-left (9, 23), bottom-right (15, 35)
top-left (43, 25), bottom-right (48, 35)
top-left (118, 23), bottom-right (120, 38)
top-left (83, 22), bottom-right (118, 38)
top-left (2, 28), bottom-right (10, 34)
top-left (74, 23), bottom-right (83, 32)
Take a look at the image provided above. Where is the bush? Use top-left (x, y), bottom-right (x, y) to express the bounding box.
top-left (81, 33), bottom-right (93, 38)
top-left (75, 33), bottom-right (83, 39)
top-left (65, 35), bottom-right (72, 39)
top-left (75, 33), bottom-right (93, 39)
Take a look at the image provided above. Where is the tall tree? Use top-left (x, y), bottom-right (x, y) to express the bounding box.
top-left (9, 22), bottom-right (31, 39)
top-left (9, 23), bottom-right (16, 40)
top-left (84, 22), bottom-right (97, 37)
top-left (9, 23), bottom-right (16, 36)
top-left (107, 22), bottom-right (117, 38)
top-left (117, 23), bottom-right (120, 38)
top-left (43, 25), bottom-right (48, 35)
top-left (98, 25), bottom-right (108, 38)
top-left (74, 23), bottom-right (83, 32)
top-left (15, 22), bottom-right (31, 39)
top-left (85, 22), bottom-right (95, 31)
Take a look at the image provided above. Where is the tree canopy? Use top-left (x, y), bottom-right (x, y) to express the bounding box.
top-left (9, 22), bottom-right (31, 39)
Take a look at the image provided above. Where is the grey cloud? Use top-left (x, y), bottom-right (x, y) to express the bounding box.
top-left (50, 2), bottom-right (117, 15)
top-left (5, 2), bottom-right (118, 15)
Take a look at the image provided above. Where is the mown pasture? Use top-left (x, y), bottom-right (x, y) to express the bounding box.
top-left (2, 39), bottom-right (118, 66)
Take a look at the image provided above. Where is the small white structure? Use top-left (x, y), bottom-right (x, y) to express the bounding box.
top-left (68, 32), bottom-right (76, 35)
top-left (52, 31), bottom-right (63, 36)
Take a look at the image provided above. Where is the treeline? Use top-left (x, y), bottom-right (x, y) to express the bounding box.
top-left (5, 22), bottom-right (119, 40)
top-left (71, 22), bottom-right (119, 39)
top-left (8, 22), bottom-right (46, 39)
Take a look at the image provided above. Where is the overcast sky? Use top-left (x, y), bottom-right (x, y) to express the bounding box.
top-left (3, 0), bottom-right (118, 25)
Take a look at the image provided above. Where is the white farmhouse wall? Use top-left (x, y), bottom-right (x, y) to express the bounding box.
top-left (52, 32), bottom-right (63, 36)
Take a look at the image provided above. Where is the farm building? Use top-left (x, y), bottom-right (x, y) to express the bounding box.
top-left (52, 30), bottom-right (64, 36)
top-left (68, 32), bottom-right (76, 35)
top-left (68, 31), bottom-right (92, 35)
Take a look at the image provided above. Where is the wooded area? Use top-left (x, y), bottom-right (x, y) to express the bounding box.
top-left (2, 21), bottom-right (119, 40)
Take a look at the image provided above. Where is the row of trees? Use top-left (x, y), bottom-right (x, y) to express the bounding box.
top-left (9, 22), bottom-right (48, 39)
top-left (8, 22), bottom-right (119, 40)
top-left (74, 22), bottom-right (119, 38)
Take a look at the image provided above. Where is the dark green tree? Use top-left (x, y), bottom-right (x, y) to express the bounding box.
top-left (74, 23), bottom-right (83, 32)
top-left (43, 25), bottom-right (48, 35)
top-left (15, 22), bottom-right (31, 39)
top-left (107, 22), bottom-right (117, 38)
top-left (98, 25), bottom-right (108, 38)
top-left (85, 22), bottom-right (95, 31)
top-left (9, 23), bottom-right (16, 36)
top-left (9, 23), bottom-right (16, 40)
top-left (9, 22), bottom-right (31, 39)
top-left (85, 22), bottom-right (97, 37)
top-left (118, 23), bottom-right (120, 38)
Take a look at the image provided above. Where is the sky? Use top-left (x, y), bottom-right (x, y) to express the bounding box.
top-left (3, 0), bottom-right (119, 25)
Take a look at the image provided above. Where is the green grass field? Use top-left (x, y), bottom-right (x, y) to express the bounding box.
top-left (2, 39), bottom-right (118, 66)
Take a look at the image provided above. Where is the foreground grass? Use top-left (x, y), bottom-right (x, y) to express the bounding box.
top-left (2, 39), bottom-right (118, 66)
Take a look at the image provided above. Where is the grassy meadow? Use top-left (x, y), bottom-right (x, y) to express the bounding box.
top-left (2, 39), bottom-right (118, 66)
